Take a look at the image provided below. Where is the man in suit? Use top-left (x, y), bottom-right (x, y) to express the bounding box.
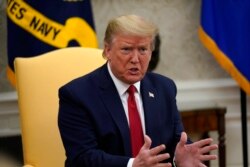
top-left (58, 14), bottom-right (218, 167)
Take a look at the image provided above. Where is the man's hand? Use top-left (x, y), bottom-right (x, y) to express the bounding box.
top-left (132, 135), bottom-right (172, 167)
top-left (174, 132), bottom-right (218, 167)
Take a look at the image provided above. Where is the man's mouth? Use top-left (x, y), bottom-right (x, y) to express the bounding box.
top-left (129, 68), bottom-right (139, 74)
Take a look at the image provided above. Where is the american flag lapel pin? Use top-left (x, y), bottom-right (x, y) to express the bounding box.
top-left (149, 92), bottom-right (154, 98)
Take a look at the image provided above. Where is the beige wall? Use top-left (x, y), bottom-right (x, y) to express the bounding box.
top-left (0, 0), bottom-right (229, 92)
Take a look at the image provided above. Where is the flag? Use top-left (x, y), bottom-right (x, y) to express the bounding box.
top-left (199, 0), bottom-right (250, 95)
top-left (6, 0), bottom-right (98, 86)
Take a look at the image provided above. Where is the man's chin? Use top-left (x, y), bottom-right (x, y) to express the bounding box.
top-left (124, 75), bottom-right (143, 84)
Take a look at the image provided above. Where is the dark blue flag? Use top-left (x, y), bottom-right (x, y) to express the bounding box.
top-left (199, 0), bottom-right (250, 94)
top-left (6, 0), bottom-right (98, 86)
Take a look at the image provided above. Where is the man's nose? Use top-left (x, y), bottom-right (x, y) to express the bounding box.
top-left (131, 50), bottom-right (139, 63)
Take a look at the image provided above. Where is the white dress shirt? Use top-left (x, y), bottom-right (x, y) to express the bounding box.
top-left (107, 63), bottom-right (145, 167)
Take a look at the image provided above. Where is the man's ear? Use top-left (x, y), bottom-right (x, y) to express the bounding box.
top-left (104, 42), bottom-right (111, 59)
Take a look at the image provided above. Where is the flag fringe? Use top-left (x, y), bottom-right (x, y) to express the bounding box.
top-left (198, 26), bottom-right (250, 95)
top-left (7, 66), bottom-right (16, 88)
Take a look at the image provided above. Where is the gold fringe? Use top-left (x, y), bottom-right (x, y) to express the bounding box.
top-left (6, 66), bottom-right (16, 89)
top-left (198, 26), bottom-right (250, 95)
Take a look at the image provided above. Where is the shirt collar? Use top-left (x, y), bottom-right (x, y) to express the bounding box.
top-left (107, 63), bottom-right (141, 96)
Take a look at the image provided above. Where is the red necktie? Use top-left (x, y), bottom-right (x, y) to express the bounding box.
top-left (127, 85), bottom-right (144, 157)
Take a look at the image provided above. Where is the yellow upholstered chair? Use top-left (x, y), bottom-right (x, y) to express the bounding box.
top-left (14, 47), bottom-right (106, 167)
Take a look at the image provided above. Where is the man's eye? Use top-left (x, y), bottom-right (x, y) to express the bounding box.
top-left (121, 48), bottom-right (131, 53)
top-left (139, 48), bottom-right (147, 54)
top-left (122, 47), bottom-right (130, 51)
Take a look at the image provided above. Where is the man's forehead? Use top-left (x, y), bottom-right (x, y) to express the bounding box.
top-left (114, 36), bottom-right (152, 44)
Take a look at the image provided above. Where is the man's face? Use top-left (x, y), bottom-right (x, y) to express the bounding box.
top-left (104, 34), bottom-right (152, 84)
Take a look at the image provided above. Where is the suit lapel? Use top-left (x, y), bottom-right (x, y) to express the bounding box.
top-left (141, 77), bottom-right (161, 146)
top-left (97, 65), bottom-right (132, 156)
top-left (96, 66), bottom-right (162, 154)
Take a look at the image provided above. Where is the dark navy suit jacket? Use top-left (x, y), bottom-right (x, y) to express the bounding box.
top-left (58, 64), bottom-right (185, 167)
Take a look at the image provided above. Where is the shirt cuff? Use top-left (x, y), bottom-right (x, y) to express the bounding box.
top-left (127, 158), bottom-right (134, 167)
top-left (173, 157), bottom-right (177, 167)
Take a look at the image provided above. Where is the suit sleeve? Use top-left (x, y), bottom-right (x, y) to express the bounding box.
top-left (169, 80), bottom-right (192, 145)
top-left (162, 77), bottom-right (192, 161)
top-left (58, 85), bottom-right (129, 167)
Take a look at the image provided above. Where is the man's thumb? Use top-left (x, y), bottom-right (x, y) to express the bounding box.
top-left (179, 132), bottom-right (187, 146)
top-left (143, 135), bottom-right (152, 149)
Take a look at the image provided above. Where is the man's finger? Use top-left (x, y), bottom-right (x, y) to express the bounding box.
top-left (179, 132), bottom-right (187, 147)
top-left (195, 138), bottom-right (214, 148)
top-left (156, 162), bottom-right (172, 167)
top-left (200, 144), bottom-right (218, 154)
top-left (142, 135), bottom-right (152, 150)
top-left (149, 144), bottom-right (166, 156)
top-left (198, 162), bottom-right (207, 167)
top-left (155, 152), bottom-right (171, 163)
top-left (200, 154), bottom-right (218, 161)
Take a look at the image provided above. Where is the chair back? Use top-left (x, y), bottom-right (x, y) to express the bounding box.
top-left (14, 47), bottom-right (106, 167)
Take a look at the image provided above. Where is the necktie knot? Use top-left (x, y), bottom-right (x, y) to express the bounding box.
top-left (128, 85), bottom-right (136, 95)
